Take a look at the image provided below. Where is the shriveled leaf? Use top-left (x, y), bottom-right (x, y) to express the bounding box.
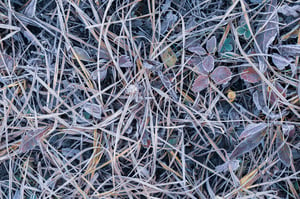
top-left (19, 126), bottom-right (50, 153)
top-left (188, 45), bottom-right (207, 56)
top-left (83, 103), bottom-right (102, 119)
top-left (278, 45), bottom-right (300, 56)
top-left (278, 4), bottom-right (300, 17)
top-left (239, 123), bottom-right (267, 140)
top-left (272, 54), bottom-right (290, 70)
top-left (119, 55), bottom-right (133, 68)
top-left (202, 55), bottom-right (214, 73)
top-left (227, 90), bottom-right (236, 103)
top-left (192, 74), bottom-right (209, 92)
top-left (276, 133), bottom-right (291, 167)
top-left (72, 47), bottom-right (94, 62)
top-left (91, 67), bottom-right (107, 81)
top-left (230, 130), bottom-right (266, 160)
top-left (210, 66), bottom-right (232, 85)
top-left (206, 36), bottom-right (217, 54)
top-left (161, 46), bottom-right (177, 67)
top-left (282, 125), bottom-right (295, 138)
top-left (240, 67), bottom-right (260, 83)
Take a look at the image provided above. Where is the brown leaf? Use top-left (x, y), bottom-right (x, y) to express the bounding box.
top-left (161, 46), bottom-right (177, 67)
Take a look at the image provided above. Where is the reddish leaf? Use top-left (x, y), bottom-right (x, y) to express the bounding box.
top-left (230, 130), bottom-right (266, 160)
top-left (239, 123), bottom-right (267, 140)
top-left (210, 66), bottom-right (232, 85)
top-left (202, 55), bottom-right (214, 73)
top-left (192, 74), bottom-right (209, 92)
top-left (19, 126), bottom-right (50, 153)
top-left (206, 36), bottom-right (217, 54)
top-left (240, 67), bottom-right (260, 83)
top-left (119, 55), bottom-right (133, 68)
top-left (188, 45), bottom-right (207, 56)
top-left (276, 133), bottom-right (291, 167)
top-left (189, 57), bottom-right (209, 75)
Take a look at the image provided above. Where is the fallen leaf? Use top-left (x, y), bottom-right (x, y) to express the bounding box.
top-left (240, 67), bottom-right (261, 83)
top-left (188, 45), bottom-right (207, 56)
top-left (72, 46), bottom-right (94, 62)
top-left (210, 66), bottom-right (232, 85)
top-left (19, 126), bottom-right (50, 153)
top-left (119, 55), bottom-right (133, 68)
top-left (83, 103), bottom-right (102, 119)
top-left (239, 123), bottom-right (267, 140)
top-left (276, 132), bottom-right (291, 167)
top-left (206, 36), bottom-right (217, 54)
top-left (161, 46), bottom-right (177, 67)
top-left (202, 55), bottom-right (214, 73)
top-left (192, 74), bottom-right (209, 92)
top-left (230, 129), bottom-right (266, 160)
top-left (272, 54), bottom-right (290, 70)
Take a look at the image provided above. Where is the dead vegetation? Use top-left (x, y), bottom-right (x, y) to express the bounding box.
top-left (0, 0), bottom-right (300, 198)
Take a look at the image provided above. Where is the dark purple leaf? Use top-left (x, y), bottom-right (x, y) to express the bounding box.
top-left (202, 55), bottom-right (214, 73)
top-left (189, 57), bottom-right (209, 75)
top-left (119, 55), bottom-right (133, 68)
top-left (239, 123), bottom-right (267, 140)
top-left (272, 54), bottom-right (290, 70)
top-left (206, 36), bottom-right (217, 54)
top-left (192, 74), bottom-right (209, 92)
top-left (230, 130), bottom-right (266, 160)
top-left (276, 133), bottom-right (291, 167)
top-left (240, 67), bottom-right (261, 83)
top-left (188, 45), bottom-right (207, 56)
top-left (210, 66), bottom-right (232, 85)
